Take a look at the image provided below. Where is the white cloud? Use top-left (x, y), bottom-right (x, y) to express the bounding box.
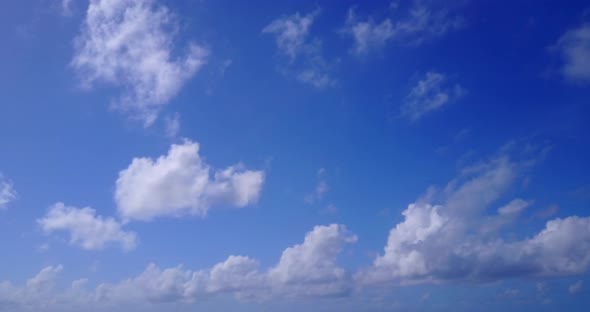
top-left (26, 265), bottom-right (63, 292)
top-left (115, 140), bottom-right (265, 221)
top-left (555, 24), bottom-right (590, 83)
top-left (263, 10), bottom-right (319, 60)
top-left (343, 9), bottom-right (395, 55)
top-left (342, 1), bottom-right (464, 55)
top-left (1, 225), bottom-right (356, 307)
top-left (269, 224), bottom-right (357, 297)
top-left (0, 265), bottom-right (82, 310)
top-left (401, 71), bottom-right (465, 121)
top-left (95, 224), bottom-right (356, 304)
top-left (72, 0), bottom-right (208, 126)
top-left (359, 151), bottom-right (590, 285)
top-left (0, 174), bottom-right (17, 209)
top-left (263, 10), bottom-right (335, 88)
top-left (206, 256), bottom-right (264, 295)
top-left (569, 280), bottom-right (583, 294)
top-left (38, 202), bottom-right (138, 251)
top-left (96, 263), bottom-right (194, 303)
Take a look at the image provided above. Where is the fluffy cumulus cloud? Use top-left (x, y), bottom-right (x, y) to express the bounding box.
top-left (401, 71), bottom-right (466, 121)
top-left (358, 152), bottom-right (590, 285)
top-left (72, 0), bottom-right (208, 125)
top-left (37, 202), bottom-right (138, 251)
top-left (269, 224), bottom-right (358, 297)
top-left (1, 224), bottom-right (356, 310)
top-left (342, 1), bottom-right (464, 55)
top-left (0, 174), bottom-right (17, 209)
top-left (555, 23), bottom-right (590, 83)
top-left (99, 224), bottom-right (356, 302)
top-left (263, 10), bottom-right (336, 88)
top-left (115, 140), bottom-right (265, 221)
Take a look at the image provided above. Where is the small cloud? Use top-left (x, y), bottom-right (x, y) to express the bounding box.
top-left (38, 202), bottom-right (138, 251)
top-left (37, 244), bottom-right (50, 253)
top-left (569, 280), bottom-right (583, 294)
top-left (0, 174), bottom-right (17, 210)
top-left (554, 23), bottom-right (590, 83)
top-left (498, 199), bottom-right (530, 217)
top-left (165, 113), bottom-right (181, 138)
top-left (342, 1), bottom-right (464, 55)
top-left (305, 168), bottom-right (329, 204)
top-left (401, 71), bottom-right (466, 121)
top-left (320, 203), bottom-right (338, 215)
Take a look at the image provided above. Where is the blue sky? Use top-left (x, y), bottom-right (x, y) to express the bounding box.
top-left (1, 0), bottom-right (590, 311)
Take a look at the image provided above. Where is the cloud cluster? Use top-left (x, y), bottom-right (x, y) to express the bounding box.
top-left (2, 225), bottom-right (356, 310)
top-left (71, 0), bottom-right (208, 125)
top-left (37, 140), bottom-right (264, 250)
top-left (0, 174), bottom-right (17, 210)
top-left (342, 1), bottom-right (464, 55)
top-left (401, 71), bottom-right (465, 121)
top-left (98, 224), bottom-right (356, 303)
top-left (38, 203), bottom-right (138, 251)
top-left (358, 153), bottom-right (590, 284)
top-left (115, 140), bottom-right (265, 221)
top-left (17, 145), bottom-right (590, 310)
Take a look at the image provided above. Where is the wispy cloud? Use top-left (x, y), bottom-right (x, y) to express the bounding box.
top-left (164, 113), bottom-right (181, 138)
top-left (0, 173), bottom-right (17, 210)
top-left (554, 23), bottom-right (590, 83)
top-left (305, 168), bottom-right (329, 204)
top-left (401, 71), bottom-right (466, 121)
top-left (71, 0), bottom-right (208, 126)
top-left (342, 0), bottom-right (464, 55)
top-left (263, 9), bottom-right (336, 88)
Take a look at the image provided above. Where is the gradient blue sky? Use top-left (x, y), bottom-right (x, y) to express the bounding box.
top-left (0, 0), bottom-right (589, 311)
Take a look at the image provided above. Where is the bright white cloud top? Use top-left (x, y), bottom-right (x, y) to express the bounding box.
top-left (115, 140), bottom-right (265, 221)
top-left (71, 0), bottom-right (208, 125)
